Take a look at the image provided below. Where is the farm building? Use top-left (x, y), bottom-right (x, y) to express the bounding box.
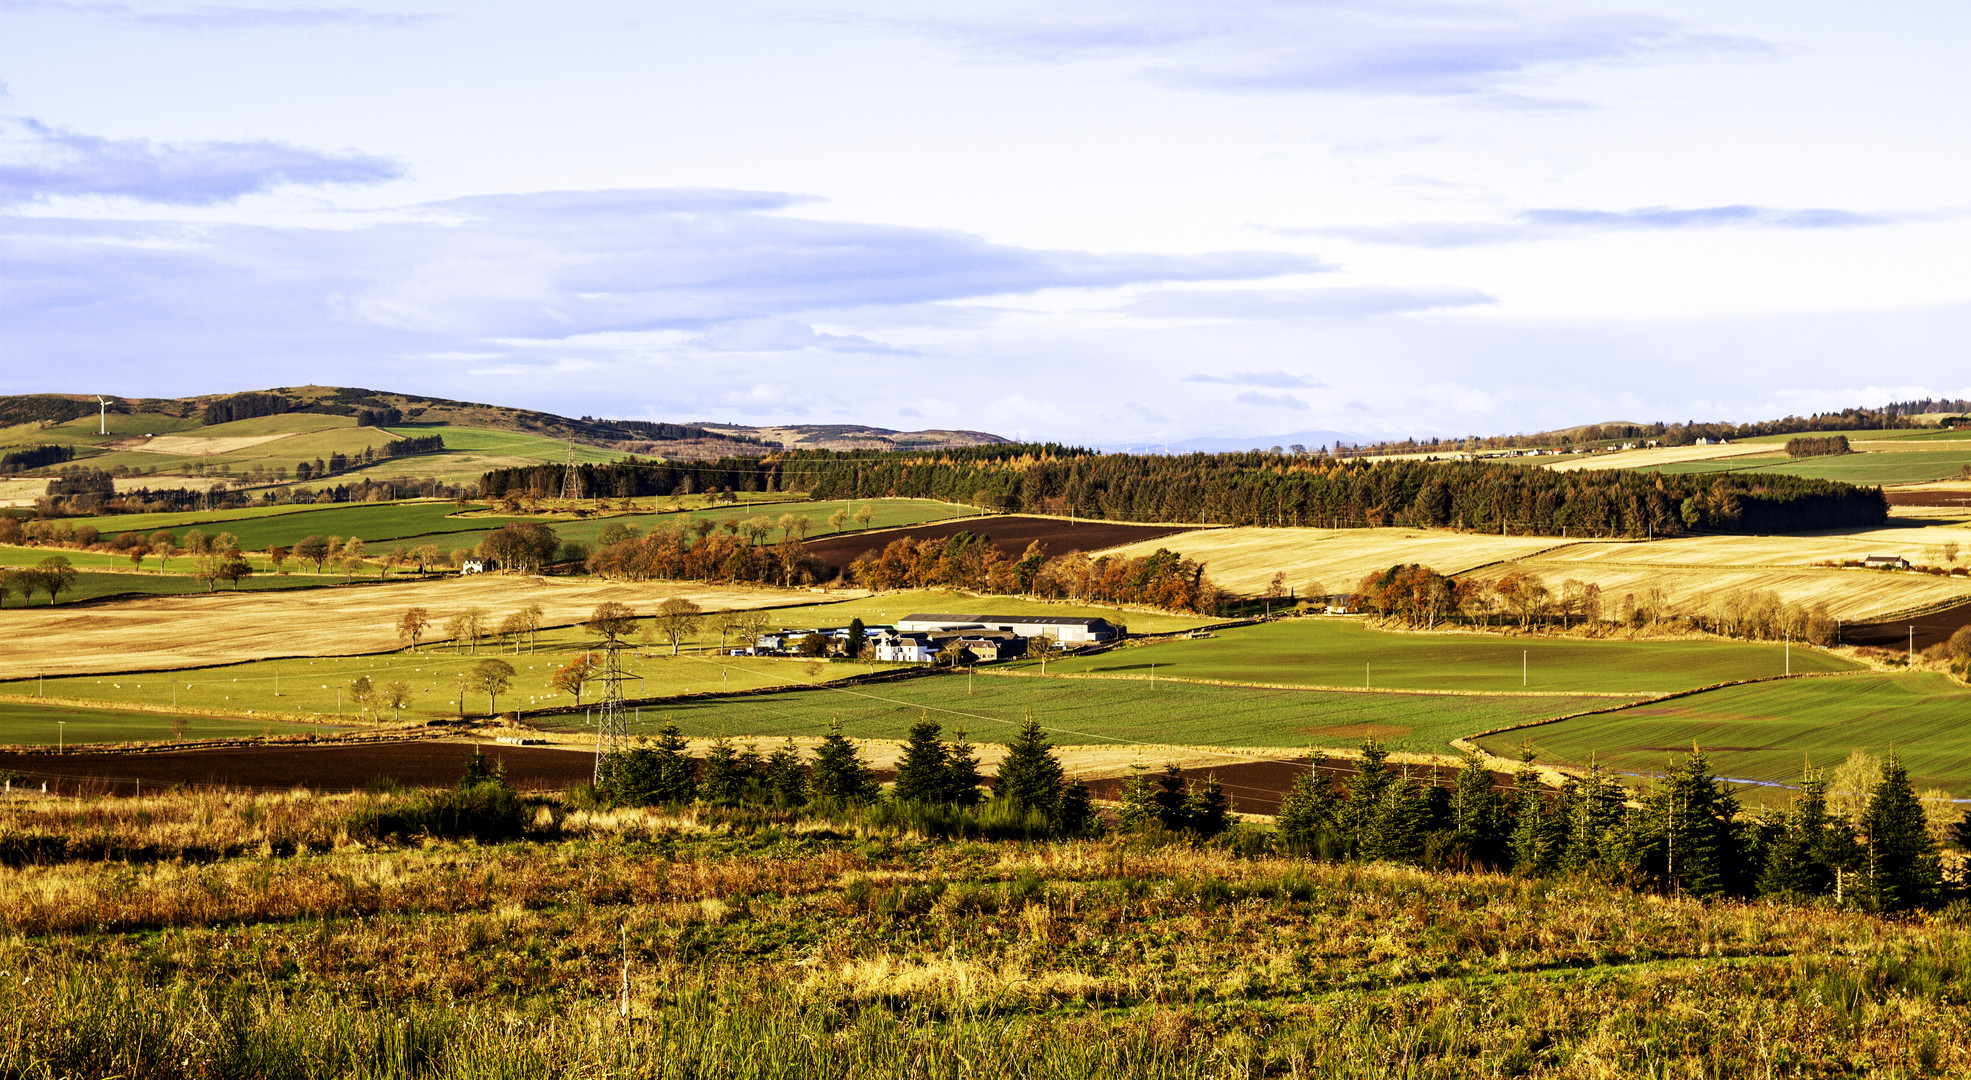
top-left (895, 613), bottom-right (1118, 645)
top-left (459, 557), bottom-right (499, 574)
top-left (1863, 554), bottom-right (1912, 570)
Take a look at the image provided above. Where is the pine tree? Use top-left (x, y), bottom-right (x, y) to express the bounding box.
top-left (762, 737), bottom-right (808, 805)
top-left (1638, 747), bottom-right (1742, 898)
top-left (1508, 750), bottom-right (1558, 877)
top-left (1448, 753), bottom-right (1506, 870)
top-left (809, 720), bottom-right (877, 804)
top-left (1862, 753), bottom-right (1942, 912)
top-left (942, 728), bottom-right (984, 807)
top-left (1276, 765), bottom-right (1340, 853)
top-left (891, 716), bottom-right (952, 804)
top-left (1365, 775), bottom-right (1430, 863)
top-left (1758, 765), bottom-right (1838, 898)
top-left (994, 714), bottom-right (1065, 821)
top-left (1116, 763), bottom-right (1161, 833)
top-left (1057, 779), bottom-right (1095, 836)
top-left (1183, 773), bottom-right (1230, 838)
top-left (699, 736), bottom-right (747, 805)
top-left (649, 722), bottom-right (698, 804)
top-left (1339, 739), bottom-right (1394, 855)
top-left (1560, 758), bottom-right (1625, 875)
top-left (1150, 763), bottom-right (1190, 831)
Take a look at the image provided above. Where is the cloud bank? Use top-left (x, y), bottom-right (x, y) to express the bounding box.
top-left (0, 116), bottom-right (404, 205)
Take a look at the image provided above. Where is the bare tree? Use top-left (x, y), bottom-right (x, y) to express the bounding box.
top-left (468, 659), bottom-right (516, 717)
top-left (379, 680), bottom-right (413, 722)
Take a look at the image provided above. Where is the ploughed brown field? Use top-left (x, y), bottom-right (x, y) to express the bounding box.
top-left (0, 740), bottom-right (597, 795)
top-left (800, 515), bottom-right (1196, 576)
top-left (1842, 598), bottom-right (1971, 650)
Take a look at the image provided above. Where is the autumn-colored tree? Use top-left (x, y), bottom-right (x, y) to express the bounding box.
top-left (550, 653), bottom-right (599, 705)
top-left (585, 601), bottom-right (639, 643)
top-left (653, 597), bottom-right (704, 655)
top-left (398, 607), bottom-right (430, 651)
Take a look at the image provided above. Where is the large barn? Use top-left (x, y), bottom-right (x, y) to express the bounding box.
top-left (893, 613), bottom-right (1118, 645)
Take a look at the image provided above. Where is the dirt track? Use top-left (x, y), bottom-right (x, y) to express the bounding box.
top-left (0, 576), bottom-right (823, 679)
top-left (802, 516), bottom-right (1192, 576)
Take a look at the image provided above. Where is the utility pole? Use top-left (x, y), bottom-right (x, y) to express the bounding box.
top-left (1523, 651), bottom-right (1527, 688)
top-left (57, 721), bottom-right (64, 752)
top-left (1909, 625), bottom-right (1915, 666)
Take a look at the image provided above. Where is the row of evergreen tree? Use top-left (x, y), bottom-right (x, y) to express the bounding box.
top-left (1278, 741), bottom-right (1956, 911)
top-left (483, 448), bottom-right (1887, 536)
top-left (596, 717), bottom-right (1106, 838)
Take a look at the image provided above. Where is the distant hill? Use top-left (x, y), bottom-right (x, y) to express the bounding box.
top-left (696, 422), bottom-right (1008, 451)
top-left (0, 387), bottom-right (1009, 460)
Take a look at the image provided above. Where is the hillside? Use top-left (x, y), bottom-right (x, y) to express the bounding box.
top-left (0, 387), bottom-right (1010, 505)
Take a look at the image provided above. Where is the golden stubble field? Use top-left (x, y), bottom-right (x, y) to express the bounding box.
top-left (1539, 442), bottom-right (1777, 472)
top-left (1105, 526), bottom-right (1597, 595)
top-left (0, 576), bottom-right (830, 679)
top-left (1134, 521), bottom-right (1971, 618)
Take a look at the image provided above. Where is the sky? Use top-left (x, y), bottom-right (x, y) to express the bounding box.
top-left (1, 0), bottom-right (1967, 446)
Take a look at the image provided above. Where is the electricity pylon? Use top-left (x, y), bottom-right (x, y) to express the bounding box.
top-left (558, 442), bottom-right (584, 501)
top-left (589, 638), bottom-right (642, 782)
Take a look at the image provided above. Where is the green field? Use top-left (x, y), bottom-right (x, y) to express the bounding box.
top-left (536, 667), bottom-right (1611, 753)
top-left (0, 412), bottom-right (198, 448)
top-left (1045, 619), bottom-right (1857, 695)
top-left (1479, 672), bottom-right (1971, 794)
top-left (759, 588), bottom-right (1218, 635)
top-left (0, 699), bottom-right (340, 746)
top-left (0, 569), bottom-right (350, 606)
top-left (64, 502), bottom-right (351, 535)
top-left (1660, 448), bottom-right (1971, 485)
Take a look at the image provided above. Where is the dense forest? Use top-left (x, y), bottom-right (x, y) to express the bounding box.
top-left (484, 448), bottom-right (1888, 536)
top-left (0, 444), bottom-right (74, 473)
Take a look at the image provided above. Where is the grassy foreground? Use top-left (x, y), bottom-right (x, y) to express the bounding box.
top-left (1, 792), bottom-right (1968, 1077)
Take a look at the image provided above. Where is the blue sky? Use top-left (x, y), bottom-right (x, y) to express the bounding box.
top-left (1, 0), bottom-right (1967, 444)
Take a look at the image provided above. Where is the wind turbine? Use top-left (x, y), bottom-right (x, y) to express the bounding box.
top-left (96, 396), bottom-right (108, 435)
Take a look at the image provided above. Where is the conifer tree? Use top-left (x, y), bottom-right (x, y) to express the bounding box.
top-left (648, 722), bottom-right (698, 804)
top-left (1509, 749), bottom-right (1559, 876)
top-left (1116, 763), bottom-right (1162, 833)
top-left (1150, 763), bottom-right (1190, 831)
top-left (1758, 765), bottom-right (1840, 897)
top-left (1277, 765), bottom-right (1340, 853)
top-left (1365, 774), bottom-right (1430, 863)
top-left (891, 716), bottom-right (952, 804)
top-left (1057, 779), bottom-right (1095, 836)
top-left (1184, 773), bottom-right (1231, 838)
top-left (994, 714), bottom-right (1066, 821)
top-left (1560, 758), bottom-right (1626, 875)
top-left (1339, 739), bottom-right (1394, 853)
top-left (698, 736), bottom-right (748, 805)
top-left (809, 720), bottom-right (878, 803)
top-left (1448, 753), bottom-right (1506, 870)
top-left (1862, 753), bottom-right (1942, 912)
top-left (762, 737), bottom-right (808, 805)
top-left (1636, 747), bottom-right (1741, 898)
top-left (942, 728), bottom-right (984, 807)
